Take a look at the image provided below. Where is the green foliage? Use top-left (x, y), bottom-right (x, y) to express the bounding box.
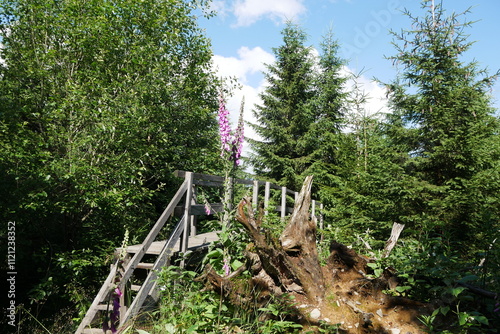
top-left (384, 0), bottom-right (500, 248)
top-left (419, 292), bottom-right (491, 333)
top-left (152, 266), bottom-right (216, 333)
top-left (139, 266), bottom-right (303, 334)
top-left (248, 21), bottom-right (314, 189)
top-left (0, 0), bottom-right (221, 329)
top-left (1, 0), bottom-right (499, 332)
top-left (305, 29), bottom-right (349, 192)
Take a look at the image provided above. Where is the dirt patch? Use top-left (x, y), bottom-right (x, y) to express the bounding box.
top-left (286, 243), bottom-right (431, 333)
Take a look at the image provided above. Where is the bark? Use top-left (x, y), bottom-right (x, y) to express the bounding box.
top-left (236, 175), bottom-right (324, 302)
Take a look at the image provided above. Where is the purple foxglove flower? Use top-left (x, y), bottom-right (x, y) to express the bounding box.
top-left (217, 94), bottom-right (245, 166)
top-left (231, 98), bottom-right (245, 166)
top-left (223, 257), bottom-right (231, 276)
top-left (218, 95), bottom-right (231, 154)
top-left (107, 287), bottom-right (123, 333)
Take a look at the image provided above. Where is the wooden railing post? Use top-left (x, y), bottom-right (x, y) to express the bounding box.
top-left (190, 184), bottom-right (197, 237)
top-left (281, 186), bottom-right (287, 220)
top-left (311, 199), bottom-right (316, 221)
top-left (181, 172), bottom-right (193, 267)
top-left (252, 180), bottom-right (259, 211)
top-left (264, 182), bottom-right (270, 215)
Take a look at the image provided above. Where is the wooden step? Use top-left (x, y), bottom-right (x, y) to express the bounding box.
top-left (83, 329), bottom-right (113, 334)
top-left (125, 231), bottom-right (220, 255)
top-left (136, 262), bottom-right (154, 270)
top-left (95, 304), bottom-right (110, 311)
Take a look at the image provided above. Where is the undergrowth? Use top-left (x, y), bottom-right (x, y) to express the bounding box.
top-left (128, 265), bottom-right (304, 334)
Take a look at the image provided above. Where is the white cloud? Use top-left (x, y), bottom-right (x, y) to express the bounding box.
top-left (212, 46), bottom-right (275, 158)
top-left (345, 68), bottom-right (389, 116)
top-left (213, 46), bottom-right (274, 85)
top-left (339, 65), bottom-right (390, 133)
top-left (232, 0), bottom-right (306, 27)
top-left (311, 52), bottom-right (389, 120)
top-left (209, 1), bottom-right (230, 18)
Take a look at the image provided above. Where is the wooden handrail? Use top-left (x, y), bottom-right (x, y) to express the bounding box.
top-left (173, 170), bottom-right (323, 214)
top-left (174, 170), bottom-right (305, 195)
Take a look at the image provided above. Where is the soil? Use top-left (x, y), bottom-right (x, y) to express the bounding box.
top-left (283, 242), bottom-right (432, 334)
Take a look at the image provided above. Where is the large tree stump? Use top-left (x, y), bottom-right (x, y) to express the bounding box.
top-left (199, 176), bottom-right (430, 333)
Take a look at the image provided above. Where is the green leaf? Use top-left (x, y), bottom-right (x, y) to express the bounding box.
top-left (395, 285), bottom-right (411, 293)
top-left (458, 312), bottom-right (468, 326)
top-left (450, 287), bottom-right (466, 297)
top-left (471, 315), bottom-right (489, 326)
top-left (205, 249), bottom-right (223, 258)
top-left (440, 306), bottom-right (450, 316)
top-left (458, 275), bottom-right (478, 283)
top-left (231, 259), bottom-right (244, 270)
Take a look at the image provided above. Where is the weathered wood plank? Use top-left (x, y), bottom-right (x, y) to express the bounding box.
top-left (181, 172), bottom-right (194, 260)
top-left (175, 170), bottom-right (285, 189)
top-left (120, 214), bottom-right (187, 326)
top-left (125, 231), bottom-right (220, 256)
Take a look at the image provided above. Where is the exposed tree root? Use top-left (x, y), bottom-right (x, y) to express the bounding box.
top-left (198, 176), bottom-right (431, 333)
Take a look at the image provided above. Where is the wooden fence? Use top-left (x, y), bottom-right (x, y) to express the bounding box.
top-left (173, 170), bottom-right (324, 249)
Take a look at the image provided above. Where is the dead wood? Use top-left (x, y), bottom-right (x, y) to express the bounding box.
top-left (382, 222), bottom-right (405, 258)
top-left (457, 282), bottom-right (498, 299)
top-left (198, 176), bottom-right (430, 333)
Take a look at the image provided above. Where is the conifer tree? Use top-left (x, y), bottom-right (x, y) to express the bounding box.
top-left (385, 0), bottom-right (500, 246)
top-left (306, 29), bottom-right (349, 181)
top-left (248, 22), bottom-right (317, 189)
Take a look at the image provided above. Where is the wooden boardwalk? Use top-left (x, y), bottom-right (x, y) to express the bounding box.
top-left (126, 231), bottom-right (220, 256)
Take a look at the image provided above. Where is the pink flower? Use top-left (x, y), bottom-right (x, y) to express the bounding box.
top-left (217, 94), bottom-right (245, 166)
top-left (231, 99), bottom-right (245, 166)
top-left (223, 257), bottom-right (231, 276)
top-left (114, 287), bottom-right (123, 297)
top-left (218, 95), bottom-right (231, 154)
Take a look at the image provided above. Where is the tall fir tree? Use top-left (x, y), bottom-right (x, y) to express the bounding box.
top-left (249, 22), bottom-right (317, 189)
top-left (385, 0), bottom-right (500, 247)
top-left (306, 29), bottom-right (349, 185)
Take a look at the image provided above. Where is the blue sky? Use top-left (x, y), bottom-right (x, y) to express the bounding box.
top-left (198, 0), bottom-right (500, 139)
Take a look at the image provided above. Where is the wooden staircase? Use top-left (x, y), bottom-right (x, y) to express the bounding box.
top-left (76, 172), bottom-right (206, 333)
top-left (76, 171), bottom-right (324, 334)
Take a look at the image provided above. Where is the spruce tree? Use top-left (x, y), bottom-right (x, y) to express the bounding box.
top-left (249, 22), bottom-right (317, 189)
top-left (385, 0), bottom-right (500, 246)
top-left (306, 29), bottom-right (349, 181)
